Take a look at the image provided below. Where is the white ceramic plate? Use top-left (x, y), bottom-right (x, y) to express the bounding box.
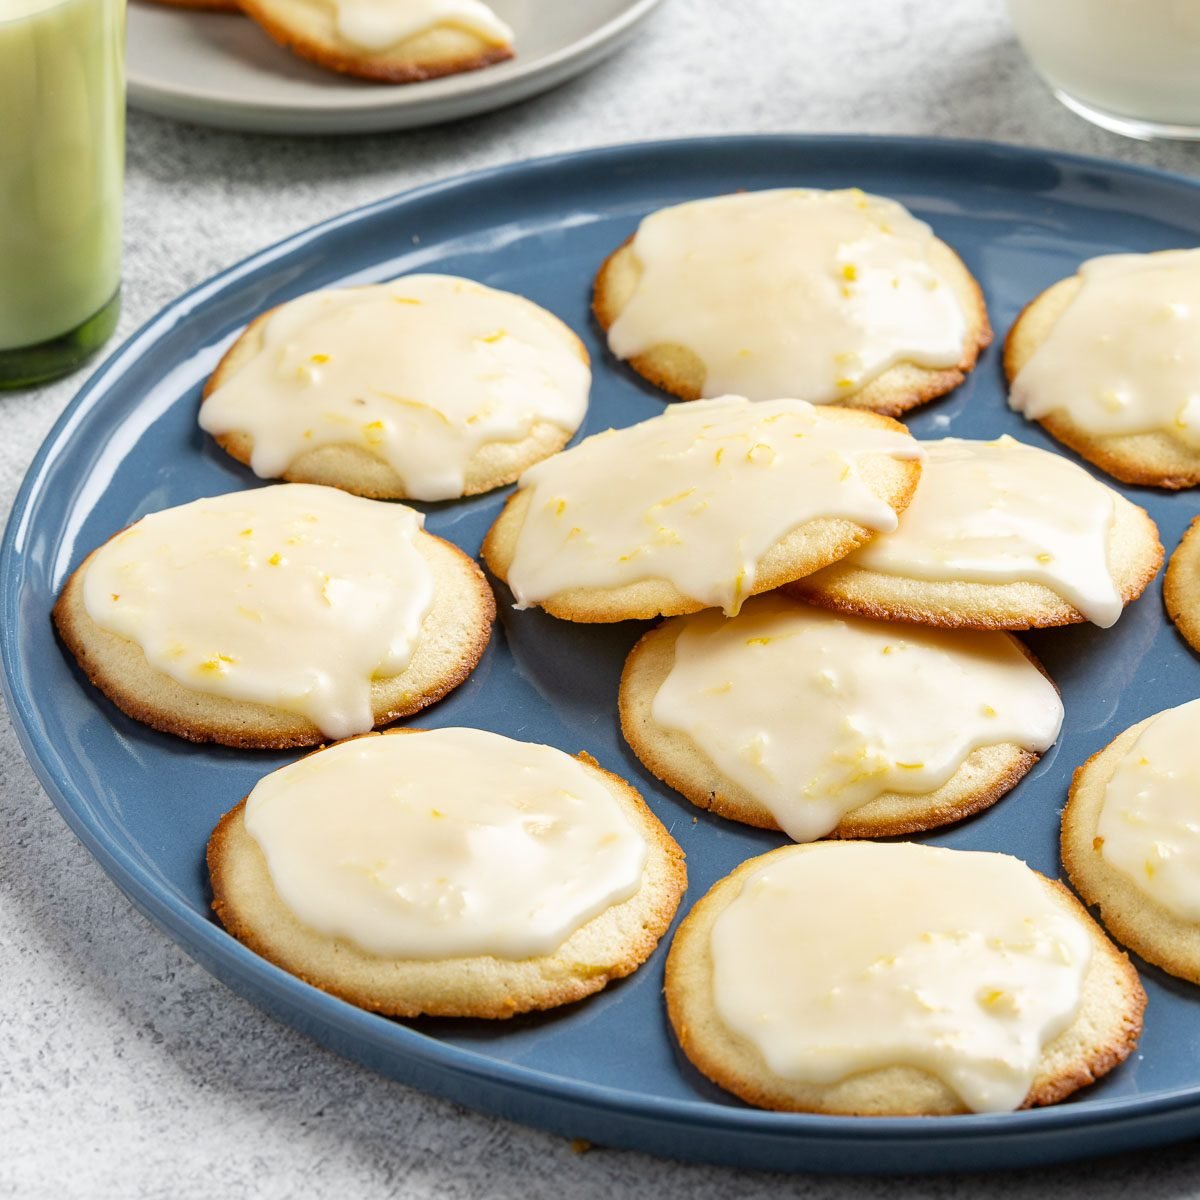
top-left (126, 0), bottom-right (665, 135)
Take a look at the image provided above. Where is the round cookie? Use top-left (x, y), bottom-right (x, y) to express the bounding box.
top-left (482, 398), bottom-right (922, 624)
top-left (791, 437), bottom-right (1163, 631)
top-left (239, 0), bottom-right (513, 84)
top-left (208, 730), bottom-right (688, 1019)
top-left (791, 500), bottom-right (1159, 629)
top-left (1062, 705), bottom-right (1200, 985)
top-left (1164, 515), bottom-right (1200, 654)
top-left (666, 843), bottom-right (1145, 1116)
top-left (619, 599), bottom-right (1060, 841)
top-left (201, 276), bottom-right (590, 503)
top-left (592, 190), bottom-right (992, 415)
top-left (53, 494), bottom-right (495, 750)
top-left (1006, 268), bottom-right (1200, 490)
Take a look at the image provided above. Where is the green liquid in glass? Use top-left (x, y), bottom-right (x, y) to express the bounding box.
top-left (0, 0), bottom-right (125, 388)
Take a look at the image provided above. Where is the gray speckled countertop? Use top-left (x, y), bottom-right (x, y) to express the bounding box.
top-left (7, 0), bottom-right (1200, 1194)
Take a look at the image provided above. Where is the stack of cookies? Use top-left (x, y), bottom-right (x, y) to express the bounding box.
top-left (60, 183), bottom-right (1200, 1119)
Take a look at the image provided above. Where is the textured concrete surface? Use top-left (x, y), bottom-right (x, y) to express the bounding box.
top-left (6, 0), bottom-right (1200, 1194)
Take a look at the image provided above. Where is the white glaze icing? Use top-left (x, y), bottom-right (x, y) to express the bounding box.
top-left (606, 188), bottom-right (969, 402)
top-left (650, 595), bottom-right (1062, 842)
top-left (1097, 699), bottom-right (1200, 921)
top-left (332, 0), bottom-right (512, 53)
top-left (1011, 250), bottom-right (1200, 449)
top-left (200, 275), bottom-right (589, 503)
top-left (81, 484), bottom-right (434, 739)
top-left (709, 843), bottom-right (1092, 1114)
top-left (504, 396), bottom-right (922, 616)
top-left (244, 729), bottom-right (647, 959)
top-left (844, 436), bottom-right (1123, 627)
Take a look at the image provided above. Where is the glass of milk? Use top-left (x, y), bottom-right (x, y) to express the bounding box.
top-left (1007, 0), bottom-right (1200, 140)
top-left (0, 0), bottom-right (125, 388)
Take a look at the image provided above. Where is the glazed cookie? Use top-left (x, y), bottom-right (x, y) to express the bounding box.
top-left (593, 188), bottom-right (991, 413)
top-left (1007, 250), bottom-right (1200, 489)
top-left (620, 594), bottom-right (1062, 842)
top-left (239, 0), bottom-right (513, 84)
top-left (1063, 699), bottom-right (1200, 985)
top-left (666, 842), bottom-right (1145, 1116)
top-left (201, 275), bottom-right (590, 503)
top-left (1164, 516), bottom-right (1200, 653)
top-left (481, 396), bottom-right (923, 623)
top-left (791, 435), bottom-right (1162, 630)
top-left (53, 484), bottom-right (494, 749)
top-left (209, 728), bottom-right (687, 1018)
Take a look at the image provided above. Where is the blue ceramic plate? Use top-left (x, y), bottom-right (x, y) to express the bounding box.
top-left (5, 137), bottom-right (1200, 1174)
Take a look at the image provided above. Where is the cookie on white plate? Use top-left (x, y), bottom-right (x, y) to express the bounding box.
top-left (240, 0), bottom-right (514, 84)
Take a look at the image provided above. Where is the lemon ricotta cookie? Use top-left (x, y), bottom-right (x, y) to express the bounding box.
top-left (481, 396), bottom-right (923, 623)
top-left (593, 188), bottom-right (991, 413)
top-left (620, 594), bottom-right (1062, 841)
top-left (1063, 698), bottom-right (1200, 985)
top-left (53, 483), bottom-right (494, 749)
top-left (239, 0), bottom-right (514, 84)
top-left (208, 728), bottom-right (687, 1018)
top-left (1164, 515), bottom-right (1200, 653)
top-left (791, 435), bottom-right (1162, 630)
top-left (1007, 250), bottom-right (1200, 489)
top-left (201, 275), bottom-right (590, 503)
top-left (666, 841), bottom-right (1144, 1115)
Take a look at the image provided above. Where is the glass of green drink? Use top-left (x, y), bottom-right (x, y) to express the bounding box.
top-left (0, 0), bottom-right (125, 389)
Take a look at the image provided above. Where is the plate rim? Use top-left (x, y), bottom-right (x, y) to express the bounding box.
top-left (9, 133), bottom-right (1200, 1168)
top-left (126, 0), bottom-right (665, 123)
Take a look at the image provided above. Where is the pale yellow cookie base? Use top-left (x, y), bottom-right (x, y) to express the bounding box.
top-left (238, 0), bottom-right (513, 83)
top-left (666, 843), bottom-right (1145, 1115)
top-left (1062, 717), bottom-right (1200, 985)
top-left (481, 405), bottom-right (922, 623)
top-left (789, 491), bottom-right (1163, 630)
top-left (52, 529), bottom-right (495, 749)
top-left (619, 612), bottom-right (1050, 839)
top-left (203, 308), bottom-right (586, 501)
top-left (592, 235), bottom-right (992, 416)
top-left (1005, 277), bottom-right (1200, 490)
top-left (1164, 515), bottom-right (1200, 654)
top-left (208, 735), bottom-right (688, 1018)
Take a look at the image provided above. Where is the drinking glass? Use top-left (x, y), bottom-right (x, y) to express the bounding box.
top-left (0, 0), bottom-right (125, 388)
top-left (1007, 0), bottom-right (1200, 141)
